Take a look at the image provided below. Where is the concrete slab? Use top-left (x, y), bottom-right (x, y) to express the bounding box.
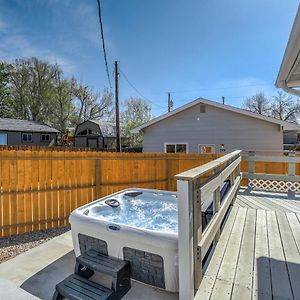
top-left (0, 231), bottom-right (178, 300)
top-left (0, 231), bottom-right (73, 286)
top-left (0, 278), bottom-right (39, 300)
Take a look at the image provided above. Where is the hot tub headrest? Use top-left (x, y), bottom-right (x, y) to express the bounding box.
top-left (105, 198), bottom-right (120, 208)
top-left (124, 191), bottom-right (143, 198)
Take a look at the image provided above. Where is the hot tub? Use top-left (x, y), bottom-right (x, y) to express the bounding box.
top-left (69, 188), bottom-right (179, 292)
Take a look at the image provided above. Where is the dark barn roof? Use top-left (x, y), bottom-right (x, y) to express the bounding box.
top-left (88, 120), bottom-right (117, 137)
top-left (0, 118), bottom-right (59, 133)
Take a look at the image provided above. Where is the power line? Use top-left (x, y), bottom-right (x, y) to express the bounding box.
top-left (119, 68), bottom-right (167, 109)
top-left (147, 83), bottom-right (273, 95)
top-left (96, 0), bottom-right (112, 89)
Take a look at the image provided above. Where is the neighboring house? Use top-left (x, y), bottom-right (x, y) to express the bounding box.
top-left (0, 118), bottom-right (59, 146)
top-left (74, 120), bottom-right (128, 149)
top-left (131, 98), bottom-right (300, 153)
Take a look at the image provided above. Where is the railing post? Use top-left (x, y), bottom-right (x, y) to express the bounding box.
top-left (247, 151), bottom-right (255, 190)
top-left (213, 167), bottom-right (221, 242)
top-left (177, 179), bottom-right (195, 300)
top-left (194, 183), bottom-right (202, 290)
top-left (288, 152), bottom-right (296, 197)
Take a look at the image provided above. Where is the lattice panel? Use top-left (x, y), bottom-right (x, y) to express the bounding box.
top-left (249, 179), bottom-right (300, 193)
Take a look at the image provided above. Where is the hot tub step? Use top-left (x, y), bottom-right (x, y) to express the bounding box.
top-left (75, 249), bottom-right (131, 299)
top-left (53, 274), bottom-right (116, 300)
top-left (76, 249), bottom-right (129, 277)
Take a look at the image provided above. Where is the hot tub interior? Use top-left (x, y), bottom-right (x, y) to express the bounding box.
top-left (87, 190), bottom-right (178, 233)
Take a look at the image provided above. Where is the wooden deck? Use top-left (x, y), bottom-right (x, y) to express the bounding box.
top-left (195, 202), bottom-right (300, 299)
top-left (236, 188), bottom-right (300, 213)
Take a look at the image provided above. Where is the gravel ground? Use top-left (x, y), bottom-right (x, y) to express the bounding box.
top-left (0, 226), bottom-right (70, 263)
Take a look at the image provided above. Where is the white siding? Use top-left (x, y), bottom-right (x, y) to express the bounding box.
top-left (143, 104), bottom-right (283, 153)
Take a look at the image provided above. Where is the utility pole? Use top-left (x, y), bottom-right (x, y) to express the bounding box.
top-left (115, 61), bottom-right (121, 152)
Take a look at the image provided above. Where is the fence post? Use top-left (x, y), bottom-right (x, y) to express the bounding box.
top-left (177, 179), bottom-right (195, 300)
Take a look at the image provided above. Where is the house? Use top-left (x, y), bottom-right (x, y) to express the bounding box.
top-left (276, 5), bottom-right (300, 149)
top-left (0, 118), bottom-right (59, 146)
top-left (131, 98), bottom-right (300, 153)
top-left (276, 6), bottom-right (300, 97)
top-left (74, 120), bottom-right (128, 149)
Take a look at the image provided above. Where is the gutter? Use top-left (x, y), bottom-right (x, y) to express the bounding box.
top-left (279, 81), bottom-right (300, 97)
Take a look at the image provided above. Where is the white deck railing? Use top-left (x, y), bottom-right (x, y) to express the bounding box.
top-left (242, 151), bottom-right (300, 194)
top-left (175, 150), bottom-right (242, 300)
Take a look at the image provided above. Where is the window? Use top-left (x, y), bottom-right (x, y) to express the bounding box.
top-left (198, 144), bottom-right (215, 154)
top-left (0, 133), bottom-right (7, 145)
top-left (200, 104), bottom-right (206, 113)
top-left (41, 134), bottom-right (50, 142)
top-left (77, 129), bottom-right (94, 136)
top-left (22, 133), bottom-right (32, 143)
top-left (165, 143), bottom-right (187, 153)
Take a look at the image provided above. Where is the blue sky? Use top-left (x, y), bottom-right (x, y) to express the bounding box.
top-left (0, 0), bottom-right (299, 115)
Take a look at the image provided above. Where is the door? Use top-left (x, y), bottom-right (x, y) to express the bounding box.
top-left (198, 144), bottom-right (215, 154)
top-left (87, 138), bottom-right (98, 148)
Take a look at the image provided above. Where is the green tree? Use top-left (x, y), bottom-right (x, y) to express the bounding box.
top-left (121, 97), bottom-right (152, 147)
top-left (9, 57), bottom-right (58, 121)
top-left (45, 71), bottom-right (76, 131)
top-left (0, 62), bottom-right (13, 117)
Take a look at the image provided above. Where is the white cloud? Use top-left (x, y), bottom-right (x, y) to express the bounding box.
top-left (0, 18), bottom-right (6, 32)
top-left (0, 34), bottom-right (75, 74)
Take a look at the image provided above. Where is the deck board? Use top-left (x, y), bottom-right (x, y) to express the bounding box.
top-left (236, 189), bottom-right (300, 213)
top-left (196, 200), bottom-right (300, 300)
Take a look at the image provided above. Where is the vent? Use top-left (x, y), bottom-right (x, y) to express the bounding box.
top-left (200, 104), bottom-right (206, 113)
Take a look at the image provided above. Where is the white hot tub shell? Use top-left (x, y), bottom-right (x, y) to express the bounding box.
top-left (69, 188), bottom-right (179, 292)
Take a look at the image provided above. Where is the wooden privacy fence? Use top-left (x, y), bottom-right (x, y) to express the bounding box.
top-left (175, 150), bottom-right (242, 300)
top-left (0, 148), bottom-right (221, 237)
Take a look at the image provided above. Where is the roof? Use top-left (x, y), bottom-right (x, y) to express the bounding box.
top-left (88, 120), bottom-right (117, 137)
top-left (0, 118), bottom-right (59, 133)
top-left (276, 5), bottom-right (300, 94)
top-left (77, 120), bottom-right (125, 138)
top-left (131, 98), bottom-right (300, 133)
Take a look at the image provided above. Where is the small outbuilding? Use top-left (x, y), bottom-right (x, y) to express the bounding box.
top-left (0, 118), bottom-right (59, 146)
top-left (74, 120), bottom-right (128, 149)
top-left (132, 98), bottom-right (300, 153)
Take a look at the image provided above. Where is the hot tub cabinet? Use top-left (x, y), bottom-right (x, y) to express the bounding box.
top-left (69, 188), bottom-right (179, 292)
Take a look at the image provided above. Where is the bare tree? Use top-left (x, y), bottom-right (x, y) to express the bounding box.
top-left (271, 91), bottom-right (300, 123)
top-left (73, 84), bottom-right (113, 124)
top-left (242, 92), bottom-right (270, 115)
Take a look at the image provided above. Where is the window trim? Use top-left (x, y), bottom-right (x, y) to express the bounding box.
top-left (164, 142), bottom-right (188, 154)
top-left (21, 132), bottom-right (33, 143)
top-left (40, 133), bottom-right (50, 142)
top-left (198, 144), bottom-right (215, 154)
